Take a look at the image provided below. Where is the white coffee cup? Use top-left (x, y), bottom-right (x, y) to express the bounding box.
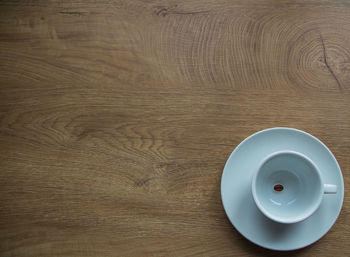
top-left (252, 150), bottom-right (337, 224)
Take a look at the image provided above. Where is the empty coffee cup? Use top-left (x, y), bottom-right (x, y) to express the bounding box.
top-left (252, 150), bottom-right (337, 224)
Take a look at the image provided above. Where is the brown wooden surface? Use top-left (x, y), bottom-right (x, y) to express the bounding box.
top-left (1, 0), bottom-right (350, 256)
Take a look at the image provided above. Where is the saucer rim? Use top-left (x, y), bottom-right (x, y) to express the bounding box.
top-left (221, 127), bottom-right (344, 251)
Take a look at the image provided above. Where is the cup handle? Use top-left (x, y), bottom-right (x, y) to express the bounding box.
top-left (324, 184), bottom-right (337, 194)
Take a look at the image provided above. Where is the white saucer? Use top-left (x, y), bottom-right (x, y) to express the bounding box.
top-left (221, 128), bottom-right (344, 251)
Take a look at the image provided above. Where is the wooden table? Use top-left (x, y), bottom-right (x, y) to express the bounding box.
top-left (1, 0), bottom-right (349, 256)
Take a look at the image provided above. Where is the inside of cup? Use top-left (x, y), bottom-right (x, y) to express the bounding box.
top-left (254, 152), bottom-right (322, 223)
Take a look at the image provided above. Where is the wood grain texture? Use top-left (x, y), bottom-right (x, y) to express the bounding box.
top-left (0, 0), bottom-right (350, 256)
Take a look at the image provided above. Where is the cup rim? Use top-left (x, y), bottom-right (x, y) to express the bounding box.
top-left (252, 150), bottom-right (323, 224)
